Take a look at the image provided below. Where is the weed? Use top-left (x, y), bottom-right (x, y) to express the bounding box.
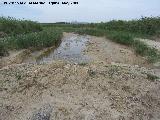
top-left (133, 40), bottom-right (160, 62)
top-left (4, 29), bottom-right (62, 50)
top-left (106, 31), bottom-right (134, 45)
top-left (0, 40), bottom-right (9, 56)
top-left (0, 17), bottom-right (42, 36)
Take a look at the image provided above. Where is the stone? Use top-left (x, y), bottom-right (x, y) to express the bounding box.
top-left (31, 104), bottom-right (53, 120)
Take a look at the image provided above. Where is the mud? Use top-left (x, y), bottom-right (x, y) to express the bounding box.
top-left (0, 33), bottom-right (160, 120)
top-left (36, 33), bottom-right (91, 64)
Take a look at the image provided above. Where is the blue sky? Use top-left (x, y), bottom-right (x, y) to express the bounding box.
top-left (0, 0), bottom-right (160, 23)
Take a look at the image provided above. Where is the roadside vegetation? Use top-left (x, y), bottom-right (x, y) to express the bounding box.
top-left (0, 17), bottom-right (42, 36)
top-left (5, 29), bottom-right (62, 50)
top-left (45, 16), bottom-right (160, 36)
top-left (0, 17), bottom-right (62, 56)
top-left (43, 16), bottom-right (160, 62)
top-left (0, 16), bottom-right (160, 62)
top-left (0, 41), bottom-right (8, 56)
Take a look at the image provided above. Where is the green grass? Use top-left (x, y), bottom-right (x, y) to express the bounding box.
top-left (0, 41), bottom-right (8, 56)
top-left (133, 40), bottom-right (160, 62)
top-left (42, 16), bottom-right (160, 36)
top-left (0, 17), bottom-right (42, 36)
top-left (5, 28), bottom-right (62, 50)
top-left (0, 17), bottom-right (62, 57)
top-left (105, 31), bottom-right (134, 45)
top-left (96, 17), bottom-right (160, 35)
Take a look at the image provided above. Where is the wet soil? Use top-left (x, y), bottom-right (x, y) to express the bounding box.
top-left (36, 33), bottom-right (91, 64)
top-left (0, 33), bottom-right (160, 120)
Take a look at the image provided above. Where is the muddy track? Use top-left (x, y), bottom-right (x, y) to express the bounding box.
top-left (0, 33), bottom-right (160, 120)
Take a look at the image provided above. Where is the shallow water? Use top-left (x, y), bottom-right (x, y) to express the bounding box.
top-left (35, 34), bottom-right (90, 64)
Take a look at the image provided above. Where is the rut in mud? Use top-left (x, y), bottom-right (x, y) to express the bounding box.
top-left (0, 33), bottom-right (160, 120)
top-left (33, 33), bottom-right (91, 64)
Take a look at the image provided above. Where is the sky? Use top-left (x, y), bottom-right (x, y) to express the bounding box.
top-left (0, 0), bottom-right (160, 23)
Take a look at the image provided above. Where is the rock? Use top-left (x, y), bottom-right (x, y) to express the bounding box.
top-left (120, 49), bottom-right (125, 53)
top-left (135, 65), bottom-right (139, 68)
top-left (64, 64), bottom-right (70, 69)
top-left (31, 104), bottom-right (53, 120)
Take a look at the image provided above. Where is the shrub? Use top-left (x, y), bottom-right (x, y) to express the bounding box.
top-left (99, 17), bottom-right (160, 35)
top-left (6, 29), bottom-right (62, 50)
top-left (0, 41), bottom-right (8, 56)
top-left (0, 17), bottom-right (42, 36)
top-left (106, 31), bottom-right (134, 45)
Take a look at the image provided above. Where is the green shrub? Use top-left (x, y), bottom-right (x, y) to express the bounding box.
top-left (0, 17), bottom-right (42, 36)
top-left (106, 31), bottom-right (134, 45)
top-left (0, 41), bottom-right (8, 56)
top-left (5, 29), bottom-right (62, 49)
top-left (97, 17), bottom-right (160, 35)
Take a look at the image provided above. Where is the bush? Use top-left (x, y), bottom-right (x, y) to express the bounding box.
top-left (106, 31), bottom-right (134, 45)
top-left (98, 17), bottom-right (160, 35)
top-left (0, 17), bottom-right (42, 36)
top-left (0, 41), bottom-right (8, 56)
top-left (6, 29), bottom-right (62, 49)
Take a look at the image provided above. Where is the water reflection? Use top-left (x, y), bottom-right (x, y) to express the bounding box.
top-left (36, 34), bottom-right (90, 64)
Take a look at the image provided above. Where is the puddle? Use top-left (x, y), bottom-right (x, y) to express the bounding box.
top-left (25, 34), bottom-right (91, 64)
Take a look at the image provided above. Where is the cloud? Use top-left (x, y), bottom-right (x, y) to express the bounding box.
top-left (0, 2), bottom-right (42, 21)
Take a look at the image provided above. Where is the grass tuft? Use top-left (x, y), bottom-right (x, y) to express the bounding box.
top-left (5, 29), bottom-right (62, 50)
top-left (133, 40), bottom-right (160, 62)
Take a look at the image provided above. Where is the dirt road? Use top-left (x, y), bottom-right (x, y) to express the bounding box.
top-left (0, 33), bottom-right (160, 120)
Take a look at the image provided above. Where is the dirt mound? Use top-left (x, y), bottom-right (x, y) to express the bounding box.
top-left (0, 33), bottom-right (160, 120)
top-left (0, 61), bottom-right (159, 120)
top-left (0, 49), bottom-right (31, 69)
